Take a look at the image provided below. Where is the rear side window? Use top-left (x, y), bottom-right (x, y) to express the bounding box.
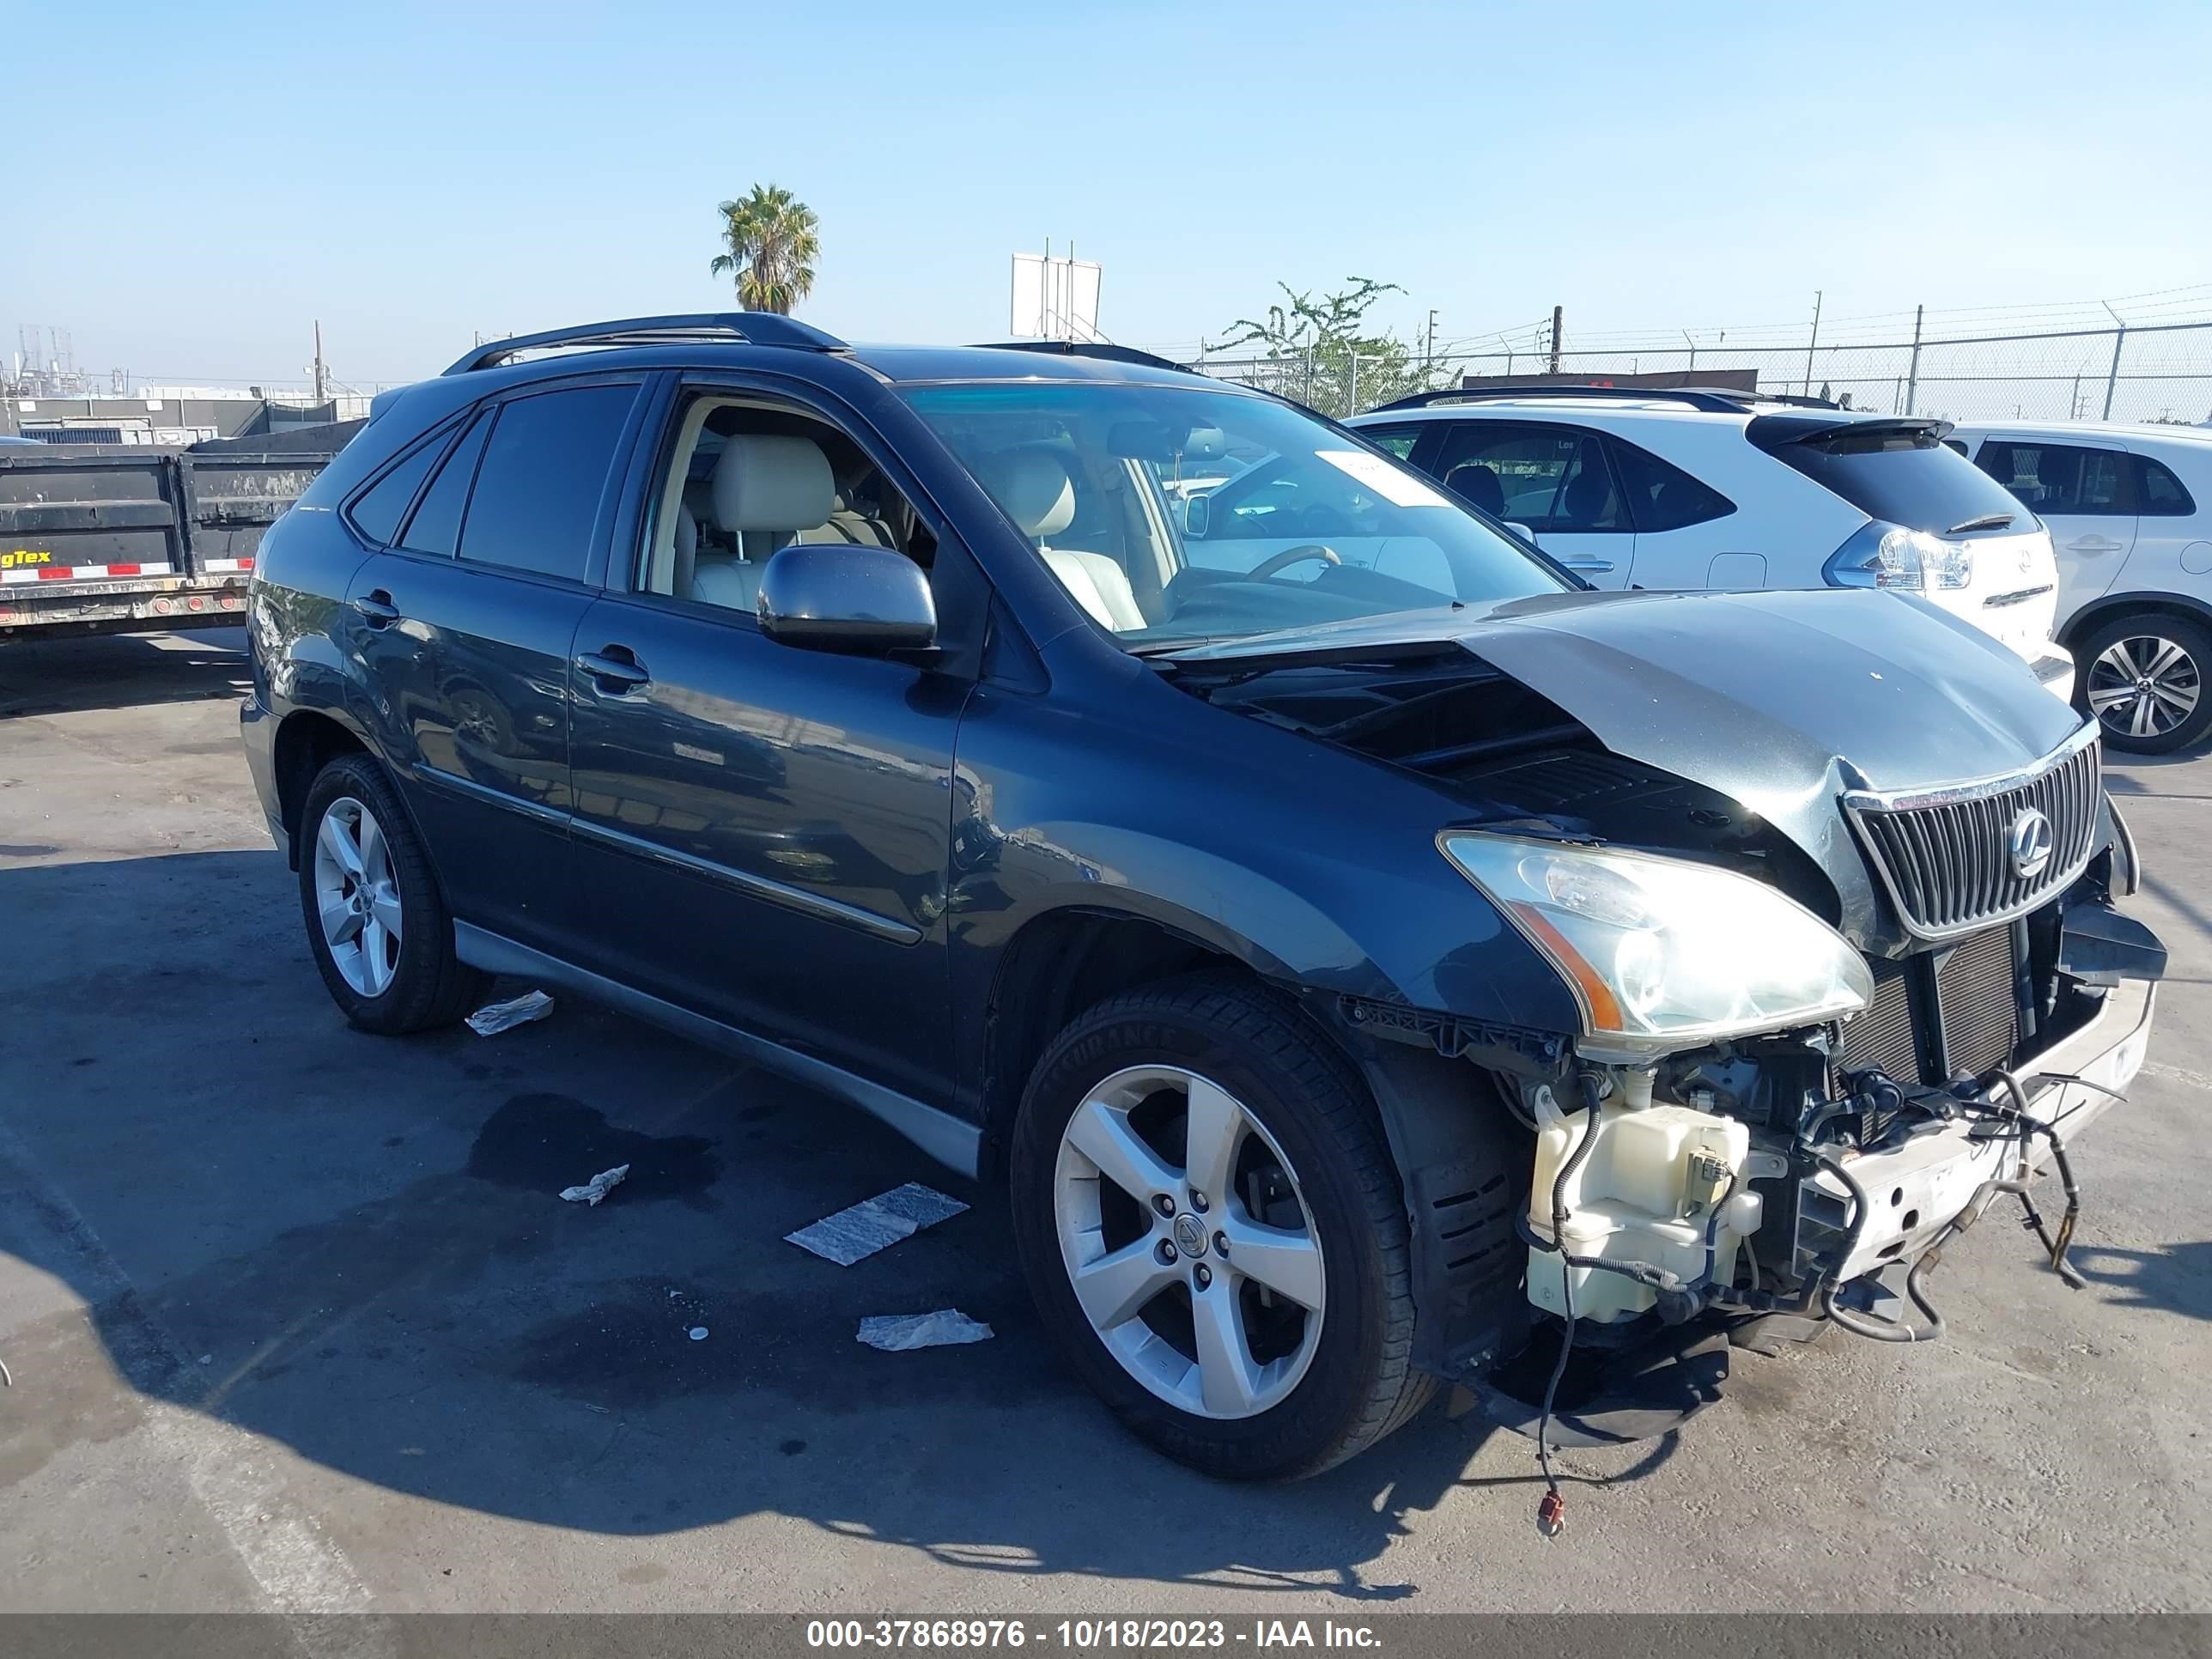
top-left (400, 410), bottom-right (491, 556)
top-left (1431, 422), bottom-right (1626, 532)
top-left (1972, 440), bottom-right (2128, 516)
top-left (1358, 423), bottom-right (1423, 459)
top-left (346, 432), bottom-right (446, 545)
top-left (456, 384), bottom-right (639, 581)
top-left (1774, 428), bottom-right (2026, 536)
top-left (2138, 455), bottom-right (2197, 517)
top-left (1607, 439), bottom-right (1735, 532)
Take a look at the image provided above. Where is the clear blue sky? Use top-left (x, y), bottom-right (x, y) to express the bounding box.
top-left (9, 0), bottom-right (2210, 386)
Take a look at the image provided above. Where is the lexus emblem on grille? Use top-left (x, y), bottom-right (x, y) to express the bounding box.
top-left (2008, 806), bottom-right (2054, 880)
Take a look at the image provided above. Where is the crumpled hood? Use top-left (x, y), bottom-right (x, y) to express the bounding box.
top-left (1169, 586), bottom-right (2094, 947)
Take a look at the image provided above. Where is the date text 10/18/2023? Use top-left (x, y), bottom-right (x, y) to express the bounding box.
top-left (805, 1620), bottom-right (1384, 1651)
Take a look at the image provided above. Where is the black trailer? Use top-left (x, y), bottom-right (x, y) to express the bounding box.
top-left (0, 423), bottom-right (358, 638)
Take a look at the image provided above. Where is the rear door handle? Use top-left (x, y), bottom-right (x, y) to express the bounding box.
top-left (2067, 537), bottom-right (2126, 555)
top-left (354, 590), bottom-right (401, 627)
top-left (1560, 558), bottom-right (1616, 574)
top-left (577, 647), bottom-right (651, 693)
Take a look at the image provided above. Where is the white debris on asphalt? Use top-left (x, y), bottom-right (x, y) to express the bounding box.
top-left (857, 1310), bottom-right (994, 1352)
top-left (465, 990), bottom-right (555, 1036)
top-left (688, 1327), bottom-right (709, 1341)
top-left (558, 1164), bottom-right (630, 1206)
top-left (785, 1182), bottom-right (969, 1267)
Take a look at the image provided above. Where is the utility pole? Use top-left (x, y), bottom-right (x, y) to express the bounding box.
top-left (1425, 307), bottom-right (1438, 376)
top-left (1803, 290), bottom-right (1822, 397)
top-left (313, 320), bottom-right (327, 406)
top-left (1547, 305), bottom-right (1563, 376)
top-left (2100, 301), bottom-right (2128, 422)
top-left (1904, 304), bottom-right (1923, 416)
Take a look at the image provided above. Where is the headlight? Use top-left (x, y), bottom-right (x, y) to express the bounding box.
top-left (1822, 521), bottom-right (1972, 592)
top-left (1440, 834), bottom-right (1872, 1062)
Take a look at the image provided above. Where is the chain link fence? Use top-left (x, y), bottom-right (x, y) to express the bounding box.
top-left (1194, 319), bottom-right (2212, 425)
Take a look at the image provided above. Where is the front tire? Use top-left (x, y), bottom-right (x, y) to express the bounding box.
top-left (299, 754), bottom-right (488, 1034)
top-left (1010, 975), bottom-right (1431, 1480)
top-left (2075, 611), bottom-right (2212, 753)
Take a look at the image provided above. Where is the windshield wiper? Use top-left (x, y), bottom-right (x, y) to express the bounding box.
top-left (1946, 512), bottom-right (2014, 534)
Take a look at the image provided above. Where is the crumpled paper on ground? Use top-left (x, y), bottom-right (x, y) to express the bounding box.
top-left (857, 1310), bottom-right (994, 1352)
top-left (785, 1182), bottom-right (969, 1266)
top-left (466, 990), bottom-right (555, 1036)
top-left (559, 1164), bottom-right (629, 1206)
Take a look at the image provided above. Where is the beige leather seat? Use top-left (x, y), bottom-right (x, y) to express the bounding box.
top-left (690, 434), bottom-right (836, 611)
top-left (985, 448), bottom-right (1146, 632)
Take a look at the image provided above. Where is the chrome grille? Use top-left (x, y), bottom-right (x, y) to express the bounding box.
top-left (1844, 723), bottom-right (2101, 941)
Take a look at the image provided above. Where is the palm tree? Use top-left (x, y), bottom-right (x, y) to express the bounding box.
top-left (709, 185), bottom-right (820, 314)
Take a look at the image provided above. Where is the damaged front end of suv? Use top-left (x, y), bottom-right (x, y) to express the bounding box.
top-left (1164, 585), bottom-right (2165, 1495)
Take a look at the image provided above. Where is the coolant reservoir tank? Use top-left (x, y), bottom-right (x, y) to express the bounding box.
top-left (1527, 1096), bottom-right (1753, 1324)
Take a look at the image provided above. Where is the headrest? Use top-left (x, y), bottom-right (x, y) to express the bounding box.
top-left (712, 434), bottom-right (834, 533)
top-left (982, 448), bottom-right (1076, 539)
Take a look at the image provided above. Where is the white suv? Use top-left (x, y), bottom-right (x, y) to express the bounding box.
top-left (1948, 420), bottom-right (2212, 751)
top-left (1343, 387), bottom-right (2073, 699)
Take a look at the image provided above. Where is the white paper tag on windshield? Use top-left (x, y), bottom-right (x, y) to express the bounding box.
top-left (1314, 448), bottom-right (1450, 508)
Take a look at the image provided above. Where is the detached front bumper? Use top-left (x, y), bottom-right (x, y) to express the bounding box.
top-left (1803, 974), bottom-right (2155, 1283)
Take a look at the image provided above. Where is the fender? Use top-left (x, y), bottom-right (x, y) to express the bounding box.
top-left (2060, 588), bottom-right (2212, 647)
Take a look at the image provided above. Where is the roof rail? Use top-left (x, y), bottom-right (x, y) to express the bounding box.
top-left (443, 313), bottom-right (848, 376)
top-left (970, 340), bottom-right (1197, 375)
top-left (1369, 383), bottom-right (1839, 416)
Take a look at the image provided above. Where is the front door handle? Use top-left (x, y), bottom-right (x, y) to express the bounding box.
top-left (354, 590), bottom-right (401, 628)
top-left (577, 646), bottom-right (651, 693)
top-left (1560, 558), bottom-right (1616, 574)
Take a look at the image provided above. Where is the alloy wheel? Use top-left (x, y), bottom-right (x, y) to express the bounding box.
top-left (2088, 634), bottom-right (2202, 741)
top-left (1052, 1065), bottom-right (1325, 1419)
top-left (312, 795), bottom-right (404, 997)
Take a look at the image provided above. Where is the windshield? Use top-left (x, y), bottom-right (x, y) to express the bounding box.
top-left (903, 382), bottom-right (1565, 651)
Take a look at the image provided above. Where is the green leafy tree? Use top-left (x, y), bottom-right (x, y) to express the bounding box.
top-left (1209, 277), bottom-right (1443, 416)
top-left (709, 185), bottom-right (821, 314)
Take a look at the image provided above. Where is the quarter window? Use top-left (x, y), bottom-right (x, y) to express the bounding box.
top-left (1606, 439), bottom-right (1736, 532)
top-left (346, 432), bottom-right (446, 545)
top-left (456, 384), bottom-right (639, 581)
top-left (1974, 441), bottom-right (2130, 516)
top-left (2137, 455), bottom-right (2197, 517)
top-left (399, 410), bottom-right (490, 557)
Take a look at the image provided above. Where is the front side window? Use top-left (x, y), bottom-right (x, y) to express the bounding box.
top-left (635, 393), bottom-right (933, 615)
top-left (1972, 441), bottom-right (2128, 517)
top-left (903, 382), bottom-right (1563, 650)
top-left (456, 383), bottom-right (639, 581)
top-left (1429, 422), bottom-right (1626, 532)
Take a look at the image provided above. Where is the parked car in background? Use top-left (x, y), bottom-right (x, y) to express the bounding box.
top-left (1948, 421), bottom-right (2212, 751)
top-left (244, 316), bottom-right (2160, 1485)
top-left (1345, 387), bottom-right (2074, 699)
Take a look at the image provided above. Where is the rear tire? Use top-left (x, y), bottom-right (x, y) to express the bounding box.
top-left (2074, 611), bottom-right (2212, 754)
top-left (1010, 974), bottom-right (1431, 1480)
top-left (298, 754), bottom-right (488, 1034)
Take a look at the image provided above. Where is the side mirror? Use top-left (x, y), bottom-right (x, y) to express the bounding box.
top-left (757, 543), bottom-right (937, 654)
top-left (1504, 520), bottom-right (1540, 548)
top-left (1183, 494), bottom-right (1212, 538)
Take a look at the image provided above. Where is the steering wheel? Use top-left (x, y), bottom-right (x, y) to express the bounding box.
top-left (1246, 544), bottom-right (1342, 581)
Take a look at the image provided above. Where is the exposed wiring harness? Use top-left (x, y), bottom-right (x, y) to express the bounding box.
top-left (1814, 1065), bottom-right (2094, 1342)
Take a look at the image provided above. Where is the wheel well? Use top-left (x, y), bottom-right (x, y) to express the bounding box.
top-left (272, 712), bottom-right (366, 866)
top-left (2061, 593), bottom-right (2212, 651)
top-left (977, 910), bottom-right (1244, 1177)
